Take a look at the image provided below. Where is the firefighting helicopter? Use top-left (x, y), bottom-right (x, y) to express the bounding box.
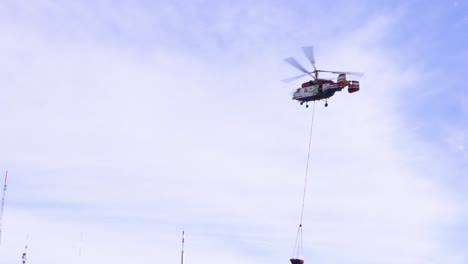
top-left (283, 46), bottom-right (364, 107)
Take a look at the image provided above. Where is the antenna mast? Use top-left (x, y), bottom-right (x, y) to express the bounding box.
top-left (181, 231), bottom-right (185, 264)
top-left (22, 235), bottom-right (28, 264)
top-left (79, 232), bottom-right (83, 257)
top-left (0, 171), bottom-right (8, 246)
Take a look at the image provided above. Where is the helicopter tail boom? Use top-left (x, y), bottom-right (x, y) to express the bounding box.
top-left (337, 73), bottom-right (360, 93)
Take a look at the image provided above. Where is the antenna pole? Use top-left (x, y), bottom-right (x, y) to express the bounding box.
top-left (0, 171), bottom-right (8, 246)
top-left (181, 231), bottom-right (185, 264)
top-left (22, 235), bottom-right (28, 264)
top-left (79, 232), bottom-right (83, 257)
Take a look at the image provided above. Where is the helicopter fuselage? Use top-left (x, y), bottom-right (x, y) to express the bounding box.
top-left (292, 82), bottom-right (342, 103)
top-left (292, 75), bottom-right (360, 106)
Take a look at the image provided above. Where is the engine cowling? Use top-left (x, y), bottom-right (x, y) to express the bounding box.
top-left (348, 80), bottom-right (360, 93)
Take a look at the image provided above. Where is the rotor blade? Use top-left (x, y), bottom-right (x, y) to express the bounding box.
top-left (301, 46), bottom-right (316, 68)
top-left (332, 71), bottom-right (364, 77)
top-left (284, 57), bottom-right (309, 73)
top-left (281, 73), bottom-right (309, 83)
top-left (319, 70), bottom-right (365, 77)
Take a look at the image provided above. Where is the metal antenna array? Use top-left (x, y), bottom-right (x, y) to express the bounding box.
top-left (22, 235), bottom-right (28, 264)
top-left (181, 231), bottom-right (185, 264)
top-left (79, 232), bottom-right (83, 258)
top-left (0, 171), bottom-right (8, 246)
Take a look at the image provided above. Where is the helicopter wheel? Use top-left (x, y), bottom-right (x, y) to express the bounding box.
top-left (300, 102), bottom-right (304, 105)
top-left (325, 103), bottom-right (328, 107)
top-left (306, 104), bottom-right (309, 108)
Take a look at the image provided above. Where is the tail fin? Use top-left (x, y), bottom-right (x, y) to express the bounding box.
top-left (348, 80), bottom-right (360, 93)
top-left (337, 74), bottom-right (347, 87)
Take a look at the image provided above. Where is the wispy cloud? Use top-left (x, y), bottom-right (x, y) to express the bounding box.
top-left (0, 1), bottom-right (465, 264)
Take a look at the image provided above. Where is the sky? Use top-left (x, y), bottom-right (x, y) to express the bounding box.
top-left (0, 0), bottom-right (467, 263)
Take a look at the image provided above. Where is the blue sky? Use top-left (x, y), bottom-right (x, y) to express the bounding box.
top-left (0, 1), bottom-right (467, 263)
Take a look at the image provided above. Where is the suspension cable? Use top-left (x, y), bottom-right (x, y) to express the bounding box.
top-left (300, 102), bottom-right (316, 225)
top-left (292, 101), bottom-right (316, 259)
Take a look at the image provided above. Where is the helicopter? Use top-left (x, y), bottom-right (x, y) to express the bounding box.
top-left (283, 46), bottom-right (364, 107)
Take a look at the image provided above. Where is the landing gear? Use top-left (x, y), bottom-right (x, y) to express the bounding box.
top-left (325, 99), bottom-right (328, 107)
top-left (306, 104), bottom-right (309, 108)
top-left (300, 102), bottom-right (304, 105)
